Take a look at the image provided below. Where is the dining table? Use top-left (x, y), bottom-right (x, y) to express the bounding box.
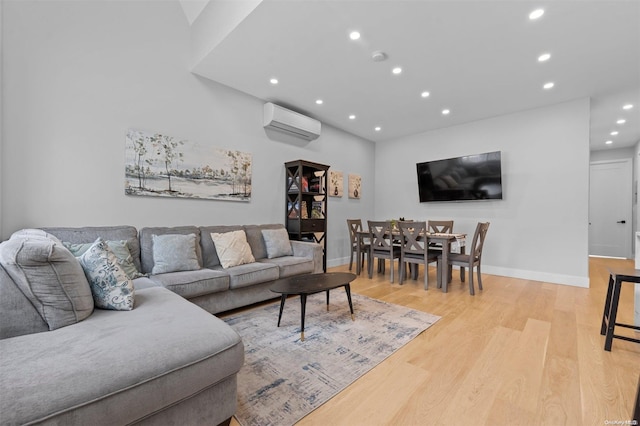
top-left (355, 228), bottom-right (466, 292)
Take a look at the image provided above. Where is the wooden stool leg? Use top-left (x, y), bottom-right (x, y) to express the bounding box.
top-left (634, 374), bottom-right (640, 424)
top-left (601, 274), bottom-right (615, 335)
top-left (604, 277), bottom-right (623, 351)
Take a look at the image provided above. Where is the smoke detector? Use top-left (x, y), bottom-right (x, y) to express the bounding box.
top-left (371, 51), bottom-right (387, 62)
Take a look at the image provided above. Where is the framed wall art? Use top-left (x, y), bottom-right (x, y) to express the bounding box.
top-left (329, 170), bottom-right (343, 197)
top-left (348, 173), bottom-right (361, 199)
top-left (125, 128), bottom-right (252, 201)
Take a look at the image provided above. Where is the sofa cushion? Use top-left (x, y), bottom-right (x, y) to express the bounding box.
top-left (41, 226), bottom-right (142, 273)
top-left (199, 225), bottom-right (243, 268)
top-left (215, 262), bottom-right (279, 290)
top-left (64, 240), bottom-right (143, 280)
top-left (261, 228), bottom-right (293, 258)
top-left (258, 256), bottom-right (314, 278)
top-left (244, 224), bottom-right (287, 260)
top-left (0, 264), bottom-right (49, 339)
top-left (0, 286), bottom-right (244, 426)
top-left (0, 232), bottom-right (94, 331)
top-left (78, 239), bottom-right (135, 311)
top-left (210, 230), bottom-right (255, 269)
top-left (148, 269), bottom-right (230, 299)
top-left (139, 226), bottom-right (202, 275)
top-left (151, 233), bottom-right (200, 274)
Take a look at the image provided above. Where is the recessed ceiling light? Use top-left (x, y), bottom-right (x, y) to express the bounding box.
top-left (538, 53), bottom-right (551, 62)
top-left (392, 67), bottom-right (402, 75)
top-left (374, 126), bottom-right (381, 132)
top-left (623, 104), bottom-right (634, 110)
top-left (543, 82), bottom-right (554, 89)
top-left (315, 99), bottom-right (323, 105)
top-left (349, 31), bottom-right (361, 40)
top-left (349, 114), bottom-right (356, 120)
top-left (269, 78), bottom-right (278, 85)
top-left (617, 119), bottom-right (626, 124)
top-left (529, 9), bottom-right (544, 20)
top-left (442, 109), bottom-right (450, 115)
top-left (421, 91), bottom-right (430, 98)
top-left (606, 140), bottom-right (613, 145)
top-left (610, 131), bottom-right (619, 136)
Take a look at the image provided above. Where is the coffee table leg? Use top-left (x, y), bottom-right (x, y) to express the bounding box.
top-left (277, 294), bottom-right (286, 327)
top-left (326, 290), bottom-right (330, 311)
top-left (300, 294), bottom-right (307, 341)
top-left (345, 284), bottom-right (355, 321)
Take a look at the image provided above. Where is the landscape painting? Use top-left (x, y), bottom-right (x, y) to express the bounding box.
top-left (125, 128), bottom-right (252, 201)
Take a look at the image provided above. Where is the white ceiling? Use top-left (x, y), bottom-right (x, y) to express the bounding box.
top-left (186, 0), bottom-right (640, 151)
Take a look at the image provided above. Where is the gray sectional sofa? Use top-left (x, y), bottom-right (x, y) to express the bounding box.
top-left (0, 223), bottom-right (323, 425)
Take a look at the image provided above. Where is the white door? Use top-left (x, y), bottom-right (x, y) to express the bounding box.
top-left (589, 159), bottom-right (632, 258)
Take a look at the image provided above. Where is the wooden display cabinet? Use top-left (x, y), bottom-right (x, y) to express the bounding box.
top-left (285, 160), bottom-right (329, 271)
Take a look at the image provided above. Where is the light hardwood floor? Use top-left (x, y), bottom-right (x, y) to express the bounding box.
top-left (231, 257), bottom-right (640, 426)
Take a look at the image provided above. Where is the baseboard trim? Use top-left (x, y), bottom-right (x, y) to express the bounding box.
top-left (328, 257), bottom-right (590, 288)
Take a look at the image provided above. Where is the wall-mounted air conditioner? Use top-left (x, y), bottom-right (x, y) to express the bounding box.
top-left (263, 103), bottom-right (321, 141)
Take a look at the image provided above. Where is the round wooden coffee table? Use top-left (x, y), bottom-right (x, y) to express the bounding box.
top-left (270, 272), bottom-right (357, 341)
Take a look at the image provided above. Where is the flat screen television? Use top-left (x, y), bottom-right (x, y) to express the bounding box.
top-left (416, 151), bottom-right (503, 202)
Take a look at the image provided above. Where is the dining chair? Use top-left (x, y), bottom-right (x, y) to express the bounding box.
top-left (367, 220), bottom-right (401, 283)
top-left (439, 222), bottom-right (490, 295)
top-left (428, 219), bottom-right (456, 279)
top-left (347, 219), bottom-right (370, 274)
top-left (398, 221), bottom-right (439, 290)
top-left (427, 220), bottom-right (454, 234)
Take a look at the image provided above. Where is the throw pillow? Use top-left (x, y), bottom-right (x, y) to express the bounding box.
top-left (78, 238), bottom-right (135, 311)
top-left (64, 240), bottom-right (144, 280)
top-left (0, 233), bottom-right (94, 330)
top-left (210, 230), bottom-right (255, 269)
top-left (261, 228), bottom-right (294, 259)
top-left (151, 233), bottom-right (200, 274)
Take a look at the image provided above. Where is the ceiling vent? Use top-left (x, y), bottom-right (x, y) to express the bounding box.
top-left (263, 103), bottom-right (321, 141)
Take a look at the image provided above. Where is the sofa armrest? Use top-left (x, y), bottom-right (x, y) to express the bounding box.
top-left (290, 241), bottom-right (323, 274)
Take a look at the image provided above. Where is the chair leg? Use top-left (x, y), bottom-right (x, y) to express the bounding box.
top-left (399, 260), bottom-right (405, 284)
top-left (477, 264), bottom-right (483, 291)
top-left (389, 258), bottom-right (395, 283)
top-left (349, 247), bottom-right (354, 270)
top-left (368, 254), bottom-right (374, 279)
top-left (468, 265), bottom-right (475, 295)
top-left (424, 264), bottom-right (429, 290)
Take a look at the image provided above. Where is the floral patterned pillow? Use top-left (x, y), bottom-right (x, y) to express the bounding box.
top-left (78, 238), bottom-right (135, 311)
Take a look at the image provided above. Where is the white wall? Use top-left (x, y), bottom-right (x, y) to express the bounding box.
top-left (0, 0), bottom-right (375, 265)
top-left (375, 99), bottom-right (591, 287)
top-left (0, 0), bottom-right (3, 238)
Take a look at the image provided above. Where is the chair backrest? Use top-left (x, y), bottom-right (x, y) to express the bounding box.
top-left (399, 221), bottom-right (427, 256)
top-left (428, 220), bottom-right (454, 234)
top-left (469, 222), bottom-right (490, 260)
top-left (347, 219), bottom-right (363, 247)
top-left (368, 220), bottom-right (394, 253)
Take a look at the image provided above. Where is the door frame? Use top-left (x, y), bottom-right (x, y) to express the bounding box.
top-left (589, 158), bottom-right (633, 259)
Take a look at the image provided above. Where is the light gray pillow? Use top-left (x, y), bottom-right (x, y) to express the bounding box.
top-left (0, 234), bottom-right (94, 330)
top-left (64, 240), bottom-right (144, 280)
top-left (262, 228), bottom-right (294, 259)
top-left (152, 233), bottom-right (200, 274)
top-left (78, 239), bottom-right (135, 311)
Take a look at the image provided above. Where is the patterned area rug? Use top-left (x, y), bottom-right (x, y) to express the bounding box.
top-left (222, 292), bottom-right (440, 426)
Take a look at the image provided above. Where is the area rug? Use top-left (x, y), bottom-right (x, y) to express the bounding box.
top-left (222, 292), bottom-right (440, 426)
